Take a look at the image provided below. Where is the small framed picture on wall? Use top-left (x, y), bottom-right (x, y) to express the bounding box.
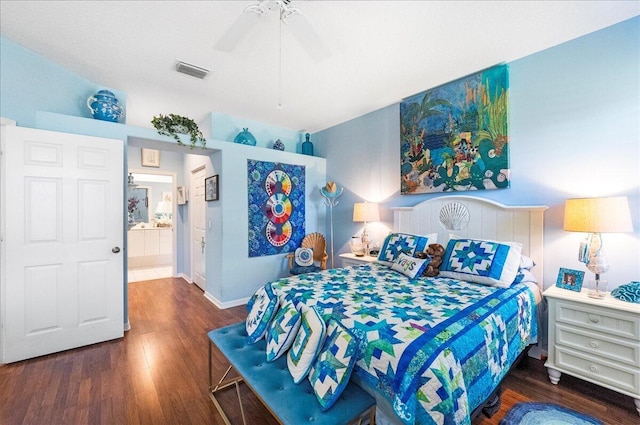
top-left (556, 267), bottom-right (585, 292)
top-left (205, 175), bottom-right (219, 201)
top-left (177, 186), bottom-right (187, 205)
top-left (141, 148), bottom-right (160, 167)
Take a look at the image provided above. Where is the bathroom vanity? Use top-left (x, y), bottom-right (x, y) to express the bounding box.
top-left (127, 226), bottom-right (172, 268)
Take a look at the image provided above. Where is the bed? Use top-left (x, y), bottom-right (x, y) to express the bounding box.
top-left (250, 196), bottom-right (547, 425)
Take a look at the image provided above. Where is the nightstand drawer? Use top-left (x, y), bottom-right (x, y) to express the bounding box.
top-left (556, 347), bottom-right (640, 396)
top-left (556, 324), bottom-right (640, 366)
top-left (556, 300), bottom-right (640, 339)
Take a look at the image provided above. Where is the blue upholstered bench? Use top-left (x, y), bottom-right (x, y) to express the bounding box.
top-left (207, 322), bottom-right (376, 425)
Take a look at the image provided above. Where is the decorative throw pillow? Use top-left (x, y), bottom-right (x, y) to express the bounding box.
top-left (308, 318), bottom-right (359, 411)
top-left (519, 255), bottom-right (536, 270)
top-left (391, 252), bottom-right (430, 279)
top-left (611, 281), bottom-right (640, 304)
top-left (295, 247), bottom-right (314, 267)
top-left (287, 305), bottom-right (327, 383)
top-left (265, 300), bottom-right (302, 361)
top-left (377, 232), bottom-right (437, 266)
top-left (245, 284), bottom-right (279, 343)
top-left (440, 238), bottom-right (522, 288)
top-left (512, 269), bottom-right (538, 285)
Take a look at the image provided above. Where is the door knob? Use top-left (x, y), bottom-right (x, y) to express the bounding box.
top-left (112, 246), bottom-right (121, 253)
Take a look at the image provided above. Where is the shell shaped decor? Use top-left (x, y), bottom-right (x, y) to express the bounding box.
top-left (439, 202), bottom-right (470, 231)
top-left (302, 232), bottom-right (327, 258)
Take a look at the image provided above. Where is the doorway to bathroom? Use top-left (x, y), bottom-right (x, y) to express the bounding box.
top-left (127, 170), bottom-right (176, 282)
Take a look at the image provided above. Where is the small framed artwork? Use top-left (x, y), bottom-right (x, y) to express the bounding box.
top-left (205, 175), bottom-right (219, 201)
top-left (141, 148), bottom-right (160, 167)
top-left (177, 186), bottom-right (187, 205)
top-left (556, 267), bottom-right (585, 292)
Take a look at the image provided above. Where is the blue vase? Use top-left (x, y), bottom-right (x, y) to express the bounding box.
top-left (87, 90), bottom-right (125, 122)
top-left (234, 128), bottom-right (257, 146)
top-left (302, 133), bottom-right (314, 156)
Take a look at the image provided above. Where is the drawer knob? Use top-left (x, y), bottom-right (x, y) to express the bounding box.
top-left (589, 365), bottom-right (598, 373)
top-left (588, 314), bottom-right (600, 323)
top-left (589, 341), bottom-right (599, 348)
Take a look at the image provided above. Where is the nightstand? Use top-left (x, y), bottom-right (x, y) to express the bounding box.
top-left (543, 285), bottom-right (640, 415)
top-left (339, 253), bottom-right (378, 267)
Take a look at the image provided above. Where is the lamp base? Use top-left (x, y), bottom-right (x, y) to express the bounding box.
top-left (587, 278), bottom-right (608, 299)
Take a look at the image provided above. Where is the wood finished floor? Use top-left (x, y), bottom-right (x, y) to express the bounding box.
top-left (1, 277), bottom-right (637, 425)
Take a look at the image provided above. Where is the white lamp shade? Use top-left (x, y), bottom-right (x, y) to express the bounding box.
top-left (564, 196), bottom-right (633, 233)
top-left (156, 200), bottom-right (172, 215)
top-left (353, 202), bottom-right (380, 223)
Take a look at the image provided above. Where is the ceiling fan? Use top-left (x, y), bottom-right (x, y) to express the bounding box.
top-left (214, 0), bottom-right (331, 62)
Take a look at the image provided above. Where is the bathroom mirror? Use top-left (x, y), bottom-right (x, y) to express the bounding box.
top-left (127, 186), bottom-right (149, 225)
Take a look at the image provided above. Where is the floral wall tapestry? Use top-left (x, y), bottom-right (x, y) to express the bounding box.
top-left (400, 64), bottom-right (509, 194)
top-left (247, 160), bottom-right (305, 257)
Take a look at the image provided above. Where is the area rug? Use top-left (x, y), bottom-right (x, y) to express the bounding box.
top-left (500, 402), bottom-right (603, 425)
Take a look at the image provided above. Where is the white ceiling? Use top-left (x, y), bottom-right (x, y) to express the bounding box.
top-left (1, 1), bottom-right (638, 133)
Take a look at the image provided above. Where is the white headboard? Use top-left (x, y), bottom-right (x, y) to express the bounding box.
top-left (391, 195), bottom-right (548, 287)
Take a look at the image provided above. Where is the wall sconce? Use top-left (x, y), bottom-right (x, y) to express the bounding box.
top-left (563, 196), bottom-right (633, 298)
top-left (353, 202), bottom-right (380, 256)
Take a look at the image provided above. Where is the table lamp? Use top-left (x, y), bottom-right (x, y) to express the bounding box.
top-left (155, 200), bottom-right (172, 223)
top-left (563, 196), bottom-right (633, 298)
top-left (353, 202), bottom-right (380, 256)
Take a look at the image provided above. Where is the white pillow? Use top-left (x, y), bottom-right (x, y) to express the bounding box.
top-left (294, 247), bottom-right (314, 267)
top-left (287, 305), bottom-right (327, 383)
top-left (391, 252), bottom-right (430, 279)
top-left (439, 237), bottom-right (522, 288)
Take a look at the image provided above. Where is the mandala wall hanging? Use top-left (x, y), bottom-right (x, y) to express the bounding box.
top-left (247, 160), bottom-right (305, 257)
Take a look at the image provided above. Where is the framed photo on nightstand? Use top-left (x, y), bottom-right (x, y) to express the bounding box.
top-left (556, 267), bottom-right (585, 292)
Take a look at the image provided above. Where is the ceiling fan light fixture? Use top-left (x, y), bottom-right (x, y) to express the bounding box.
top-left (175, 61), bottom-right (210, 79)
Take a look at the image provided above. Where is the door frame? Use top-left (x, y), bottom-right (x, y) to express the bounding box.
top-left (127, 168), bottom-right (178, 279)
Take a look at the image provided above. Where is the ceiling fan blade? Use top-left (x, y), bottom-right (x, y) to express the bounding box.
top-left (285, 12), bottom-right (331, 62)
top-left (214, 7), bottom-right (263, 52)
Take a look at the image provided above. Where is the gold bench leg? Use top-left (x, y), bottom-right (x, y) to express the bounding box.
top-left (209, 339), bottom-right (246, 425)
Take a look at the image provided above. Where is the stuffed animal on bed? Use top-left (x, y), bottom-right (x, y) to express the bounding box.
top-left (414, 243), bottom-right (445, 277)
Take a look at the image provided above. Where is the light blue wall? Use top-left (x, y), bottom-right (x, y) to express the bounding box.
top-left (0, 36), bottom-right (126, 127)
top-left (314, 17), bottom-right (640, 290)
top-left (207, 112), bottom-right (311, 154)
top-left (1, 37), bottom-right (327, 311)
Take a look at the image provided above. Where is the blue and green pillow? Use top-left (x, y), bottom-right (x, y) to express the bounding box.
top-left (440, 238), bottom-right (522, 287)
top-left (265, 300), bottom-right (302, 361)
top-left (308, 318), bottom-right (359, 411)
top-left (377, 232), bottom-right (437, 265)
top-left (287, 304), bottom-right (326, 383)
top-left (245, 284), bottom-right (279, 343)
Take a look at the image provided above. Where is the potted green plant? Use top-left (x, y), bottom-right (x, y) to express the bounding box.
top-left (151, 114), bottom-right (206, 149)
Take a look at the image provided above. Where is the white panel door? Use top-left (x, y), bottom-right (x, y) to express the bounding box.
top-left (191, 167), bottom-right (206, 290)
top-left (1, 126), bottom-right (124, 363)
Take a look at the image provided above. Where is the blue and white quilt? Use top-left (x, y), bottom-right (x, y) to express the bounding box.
top-left (269, 263), bottom-right (538, 425)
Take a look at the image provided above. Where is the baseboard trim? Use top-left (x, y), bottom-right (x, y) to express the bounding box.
top-left (177, 273), bottom-right (192, 283)
top-left (203, 291), bottom-right (250, 310)
top-left (124, 321), bottom-right (131, 332)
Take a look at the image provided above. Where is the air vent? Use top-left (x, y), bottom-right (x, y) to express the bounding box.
top-left (175, 61), bottom-right (209, 79)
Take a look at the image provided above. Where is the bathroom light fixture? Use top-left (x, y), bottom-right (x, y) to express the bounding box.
top-left (175, 61), bottom-right (210, 79)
